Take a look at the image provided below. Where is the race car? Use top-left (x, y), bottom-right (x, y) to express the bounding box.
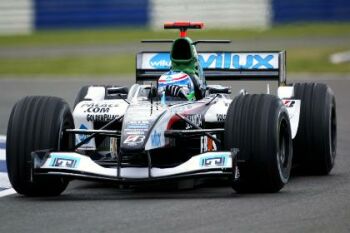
top-left (6, 22), bottom-right (337, 196)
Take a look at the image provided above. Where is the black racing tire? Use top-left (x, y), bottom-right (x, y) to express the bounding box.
top-left (224, 94), bottom-right (293, 193)
top-left (293, 83), bottom-right (337, 175)
top-left (6, 96), bottom-right (75, 196)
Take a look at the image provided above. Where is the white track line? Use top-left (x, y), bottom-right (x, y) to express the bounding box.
top-left (0, 147), bottom-right (5, 160)
top-left (330, 50), bottom-right (350, 64)
top-left (0, 134), bottom-right (6, 161)
top-left (0, 188), bottom-right (16, 197)
top-left (0, 173), bottom-right (11, 187)
top-left (0, 135), bottom-right (16, 198)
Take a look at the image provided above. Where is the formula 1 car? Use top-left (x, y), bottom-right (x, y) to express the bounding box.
top-left (6, 22), bottom-right (337, 196)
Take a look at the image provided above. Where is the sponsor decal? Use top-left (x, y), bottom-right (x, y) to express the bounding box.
top-left (147, 53), bottom-right (277, 70)
top-left (78, 124), bottom-right (90, 142)
top-left (151, 130), bottom-right (161, 147)
top-left (200, 154), bottom-right (228, 167)
top-left (124, 121), bottom-right (150, 135)
top-left (199, 54), bottom-right (274, 69)
top-left (85, 107), bottom-right (110, 113)
top-left (81, 103), bottom-right (120, 122)
top-left (50, 154), bottom-right (80, 169)
top-left (282, 100), bottom-right (295, 108)
top-left (216, 114), bottom-right (226, 122)
top-left (125, 130), bottom-right (146, 135)
top-left (200, 136), bottom-right (217, 153)
top-left (80, 103), bottom-right (119, 108)
top-left (185, 114), bottom-right (202, 129)
top-left (123, 135), bottom-right (145, 145)
top-left (126, 121), bottom-right (150, 130)
top-left (149, 53), bottom-right (171, 69)
top-left (81, 103), bottom-right (119, 113)
top-left (87, 114), bottom-right (118, 122)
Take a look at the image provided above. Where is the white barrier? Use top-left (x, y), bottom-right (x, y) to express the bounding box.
top-left (0, 0), bottom-right (33, 35)
top-left (330, 50), bottom-right (350, 64)
top-left (150, 0), bottom-right (271, 29)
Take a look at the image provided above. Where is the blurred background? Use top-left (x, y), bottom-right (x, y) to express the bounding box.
top-left (0, 0), bottom-right (349, 77)
top-left (1, 2), bottom-right (350, 231)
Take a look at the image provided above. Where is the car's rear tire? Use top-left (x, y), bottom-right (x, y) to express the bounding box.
top-left (224, 94), bottom-right (293, 193)
top-left (293, 83), bottom-right (337, 175)
top-left (6, 96), bottom-right (75, 196)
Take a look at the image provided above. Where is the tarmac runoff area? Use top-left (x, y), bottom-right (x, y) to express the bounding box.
top-left (0, 74), bottom-right (349, 233)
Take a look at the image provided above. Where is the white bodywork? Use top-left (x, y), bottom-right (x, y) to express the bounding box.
top-left (277, 86), bottom-right (301, 138)
top-left (204, 96), bottom-right (231, 123)
top-left (35, 83), bottom-right (301, 180)
top-left (73, 86), bottom-right (129, 150)
top-left (72, 84), bottom-right (301, 153)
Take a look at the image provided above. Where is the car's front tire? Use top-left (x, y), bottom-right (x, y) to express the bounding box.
top-left (224, 94), bottom-right (293, 193)
top-left (6, 96), bottom-right (74, 196)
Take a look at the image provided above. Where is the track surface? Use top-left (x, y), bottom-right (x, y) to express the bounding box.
top-left (0, 76), bottom-right (349, 233)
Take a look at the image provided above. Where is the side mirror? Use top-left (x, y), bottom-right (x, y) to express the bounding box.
top-left (106, 86), bottom-right (129, 99)
top-left (148, 85), bottom-right (158, 98)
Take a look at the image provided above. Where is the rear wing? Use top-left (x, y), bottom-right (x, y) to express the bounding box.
top-left (136, 51), bottom-right (286, 85)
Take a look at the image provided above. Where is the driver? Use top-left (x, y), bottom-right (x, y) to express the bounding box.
top-left (157, 71), bottom-right (195, 101)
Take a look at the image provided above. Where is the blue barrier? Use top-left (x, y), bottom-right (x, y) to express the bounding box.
top-left (35, 0), bottom-right (149, 29)
top-left (33, 0), bottom-right (350, 30)
top-left (273, 0), bottom-right (350, 23)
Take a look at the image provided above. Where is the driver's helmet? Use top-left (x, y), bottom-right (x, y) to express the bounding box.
top-left (158, 71), bottom-right (195, 101)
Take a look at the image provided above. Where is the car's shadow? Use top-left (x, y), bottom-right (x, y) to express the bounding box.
top-left (9, 171), bottom-right (343, 202)
top-left (11, 179), bottom-right (293, 202)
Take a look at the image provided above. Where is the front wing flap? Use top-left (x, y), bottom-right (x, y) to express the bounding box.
top-left (32, 151), bottom-right (236, 183)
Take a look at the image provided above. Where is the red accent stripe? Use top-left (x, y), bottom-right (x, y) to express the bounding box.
top-left (166, 115), bottom-right (181, 129)
top-left (166, 103), bottom-right (207, 129)
top-left (159, 74), bottom-right (189, 83)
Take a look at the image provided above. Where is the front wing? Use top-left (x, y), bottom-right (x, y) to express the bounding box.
top-left (32, 151), bottom-right (236, 184)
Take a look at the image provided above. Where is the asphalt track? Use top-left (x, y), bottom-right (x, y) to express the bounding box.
top-left (0, 75), bottom-right (349, 233)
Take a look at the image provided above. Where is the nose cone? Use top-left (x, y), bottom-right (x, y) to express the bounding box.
top-left (120, 103), bottom-right (165, 153)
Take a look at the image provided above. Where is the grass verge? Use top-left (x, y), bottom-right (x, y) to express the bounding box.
top-left (0, 23), bottom-right (349, 47)
top-left (0, 23), bottom-right (349, 76)
top-left (0, 47), bottom-right (349, 76)
top-left (0, 54), bottom-right (133, 76)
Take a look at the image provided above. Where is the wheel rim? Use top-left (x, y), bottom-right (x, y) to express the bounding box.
top-left (329, 105), bottom-right (337, 163)
top-left (277, 119), bottom-right (291, 183)
top-left (280, 135), bottom-right (286, 165)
